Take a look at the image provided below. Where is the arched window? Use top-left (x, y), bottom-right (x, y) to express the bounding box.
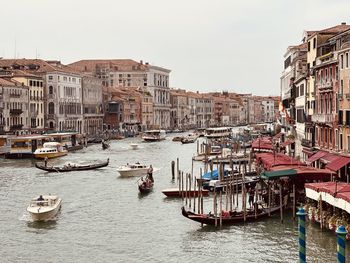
top-left (49, 122), bottom-right (54, 129)
top-left (49, 86), bottom-right (53, 95)
top-left (48, 102), bottom-right (55, 114)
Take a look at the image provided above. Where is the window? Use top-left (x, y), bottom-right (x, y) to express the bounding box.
top-left (339, 110), bottom-right (343, 125)
top-left (313, 38), bottom-right (316, 49)
top-left (341, 55), bottom-right (344, 69)
top-left (308, 41), bottom-right (310, 52)
top-left (48, 76), bottom-right (53, 81)
top-left (347, 53), bottom-right (349, 68)
top-left (49, 86), bottom-right (53, 95)
top-left (341, 80), bottom-right (344, 95)
top-left (346, 111), bottom-right (350, 126)
top-left (48, 102), bottom-right (55, 114)
top-left (330, 68), bottom-right (333, 80)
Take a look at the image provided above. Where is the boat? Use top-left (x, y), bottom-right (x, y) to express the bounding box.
top-left (33, 142), bottom-right (68, 159)
top-left (142, 130), bottom-right (166, 142)
top-left (172, 136), bottom-right (183, 142)
top-left (102, 140), bottom-right (110, 150)
top-left (117, 163), bottom-right (149, 177)
top-left (181, 133), bottom-right (198, 144)
top-left (192, 145), bottom-right (222, 161)
top-left (205, 127), bottom-right (232, 139)
top-left (35, 159), bottom-right (109, 172)
top-left (130, 143), bottom-right (139, 150)
top-left (138, 176), bottom-right (154, 194)
top-left (43, 132), bottom-right (82, 152)
top-left (162, 188), bottom-right (210, 197)
top-left (5, 134), bottom-right (47, 159)
top-left (181, 205), bottom-right (281, 225)
top-left (26, 194), bottom-right (62, 221)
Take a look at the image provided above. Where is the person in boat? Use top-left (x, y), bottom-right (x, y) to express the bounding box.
top-left (37, 195), bottom-right (45, 206)
top-left (44, 157), bottom-right (48, 167)
top-left (248, 187), bottom-right (255, 209)
top-left (147, 165), bottom-right (154, 183)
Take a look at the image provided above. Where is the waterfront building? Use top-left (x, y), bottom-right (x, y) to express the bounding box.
top-left (103, 87), bottom-right (123, 130)
top-left (69, 59), bottom-right (171, 129)
top-left (10, 70), bottom-right (45, 131)
top-left (170, 89), bottom-right (190, 129)
top-left (187, 92), bottom-right (197, 128)
top-left (139, 88), bottom-right (153, 131)
top-left (81, 75), bottom-right (104, 136)
top-left (196, 93), bottom-right (214, 128)
top-left (0, 78), bottom-right (29, 133)
top-left (331, 29), bottom-right (350, 152)
top-left (261, 97), bottom-right (276, 123)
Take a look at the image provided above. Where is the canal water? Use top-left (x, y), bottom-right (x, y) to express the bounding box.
top-left (0, 133), bottom-right (348, 262)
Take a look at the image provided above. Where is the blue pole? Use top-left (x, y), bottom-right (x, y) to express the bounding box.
top-left (336, 225), bottom-right (347, 263)
top-left (297, 207), bottom-right (307, 263)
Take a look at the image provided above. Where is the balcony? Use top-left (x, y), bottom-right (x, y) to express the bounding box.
top-left (47, 114), bottom-right (55, 119)
top-left (317, 80), bottom-right (333, 91)
top-left (311, 114), bottom-right (333, 123)
top-left (10, 109), bottom-right (23, 115)
top-left (10, 124), bottom-right (23, 130)
top-left (301, 139), bottom-right (312, 148)
top-left (9, 93), bottom-right (21, 98)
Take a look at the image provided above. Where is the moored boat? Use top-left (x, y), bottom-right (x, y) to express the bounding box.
top-left (162, 188), bottom-right (210, 197)
top-left (102, 140), bottom-right (110, 150)
top-left (33, 142), bottom-right (68, 159)
top-left (181, 205), bottom-right (280, 225)
top-left (27, 194), bottom-right (62, 221)
top-left (117, 163), bottom-right (149, 177)
top-left (35, 159), bottom-right (109, 172)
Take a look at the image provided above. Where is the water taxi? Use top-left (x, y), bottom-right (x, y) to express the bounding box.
top-left (142, 130), bottom-right (166, 142)
top-left (117, 163), bottom-right (149, 177)
top-left (205, 127), bottom-right (232, 139)
top-left (43, 132), bottom-right (83, 151)
top-left (33, 142), bottom-right (68, 159)
top-left (27, 194), bottom-right (62, 221)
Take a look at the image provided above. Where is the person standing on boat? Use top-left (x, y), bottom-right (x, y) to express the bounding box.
top-left (44, 157), bottom-right (48, 167)
top-left (147, 165), bottom-right (154, 183)
top-left (248, 187), bottom-right (255, 209)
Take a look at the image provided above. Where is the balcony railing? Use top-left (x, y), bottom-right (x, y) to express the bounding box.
top-left (9, 94), bottom-right (21, 98)
top-left (311, 114), bottom-right (333, 123)
top-left (10, 109), bottom-right (23, 115)
top-left (47, 94), bottom-right (55, 100)
top-left (317, 80), bottom-right (333, 90)
top-left (10, 124), bottom-right (23, 130)
top-left (47, 114), bottom-right (55, 119)
top-left (301, 138), bottom-right (312, 148)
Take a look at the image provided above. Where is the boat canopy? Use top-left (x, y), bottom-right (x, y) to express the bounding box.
top-left (43, 142), bottom-right (62, 148)
top-left (261, 166), bottom-right (334, 181)
top-left (255, 152), bottom-right (305, 170)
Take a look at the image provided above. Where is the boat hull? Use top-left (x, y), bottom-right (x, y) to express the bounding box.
top-left (117, 168), bottom-right (149, 177)
top-left (35, 160), bottom-right (109, 172)
top-left (34, 151), bottom-right (68, 159)
top-left (27, 200), bottom-right (62, 221)
top-left (181, 206), bottom-right (280, 225)
top-left (162, 188), bottom-right (209, 197)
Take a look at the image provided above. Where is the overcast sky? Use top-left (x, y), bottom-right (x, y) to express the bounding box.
top-left (1, 0), bottom-right (350, 96)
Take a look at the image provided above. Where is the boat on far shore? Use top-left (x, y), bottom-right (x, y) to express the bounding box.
top-left (142, 130), bottom-right (166, 142)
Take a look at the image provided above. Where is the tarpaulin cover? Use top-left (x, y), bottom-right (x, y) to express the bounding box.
top-left (325, 156), bottom-right (350, 172)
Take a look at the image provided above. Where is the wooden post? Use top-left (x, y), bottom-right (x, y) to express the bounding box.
top-left (189, 173), bottom-right (192, 208)
top-left (279, 181), bottom-right (283, 223)
top-left (176, 158), bottom-right (179, 182)
top-left (268, 182), bottom-right (271, 216)
top-left (193, 177), bottom-right (196, 212)
top-left (181, 172), bottom-right (184, 201)
top-left (293, 183), bottom-right (296, 221)
top-left (254, 185), bottom-right (258, 219)
top-left (220, 191), bottom-right (223, 227)
top-left (346, 164), bottom-right (349, 183)
top-left (214, 190), bottom-right (218, 227)
top-left (243, 169), bottom-right (246, 222)
top-left (171, 160), bottom-right (175, 180)
top-left (197, 139), bottom-right (199, 154)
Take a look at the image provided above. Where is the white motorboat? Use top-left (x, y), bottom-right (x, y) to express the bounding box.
top-left (142, 130), bottom-right (166, 142)
top-left (117, 163), bottom-right (149, 177)
top-left (26, 194), bottom-right (62, 221)
top-left (205, 127), bottom-right (232, 139)
top-left (130, 143), bottom-right (139, 150)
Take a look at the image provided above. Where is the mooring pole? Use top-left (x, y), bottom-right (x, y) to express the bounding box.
top-left (336, 225), bottom-right (347, 263)
top-left (297, 207), bottom-right (307, 263)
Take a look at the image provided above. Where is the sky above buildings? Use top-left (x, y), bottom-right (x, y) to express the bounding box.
top-left (1, 0), bottom-right (350, 95)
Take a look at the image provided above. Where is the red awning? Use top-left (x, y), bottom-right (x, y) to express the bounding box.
top-left (320, 153), bottom-right (339, 164)
top-left (325, 156), bottom-right (350, 172)
top-left (305, 150), bottom-right (328, 165)
top-left (302, 148), bottom-right (315, 157)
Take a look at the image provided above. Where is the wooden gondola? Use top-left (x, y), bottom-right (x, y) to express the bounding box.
top-left (138, 176), bottom-right (154, 194)
top-left (35, 159), bottom-right (109, 172)
top-left (181, 205), bottom-right (281, 225)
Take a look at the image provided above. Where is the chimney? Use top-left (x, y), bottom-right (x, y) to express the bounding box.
top-left (140, 60), bottom-right (143, 65)
top-left (145, 62), bottom-right (149, 65)
top-left (341, 22), bottom-right (346, 25)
